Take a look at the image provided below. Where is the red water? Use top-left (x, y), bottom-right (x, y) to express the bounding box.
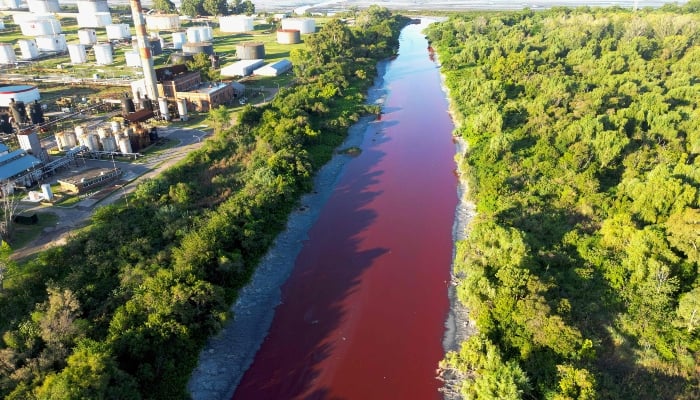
top-left (233, 22), bottom-right (457, 400)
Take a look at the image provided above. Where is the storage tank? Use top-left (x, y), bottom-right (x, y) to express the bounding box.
top-left (79, 132), bottom-right (100, 151)
top-left (236, 42), bottom-right (265, 60)
top-left (77, 12), bottom-right (112, 28)
top-left (277, 29), bottom-right (301, 45)
top-left (27, 0), bottom-right (60, 13)
top-left (78, 28), bottom-right (97, 45)
top-left (219, 15), bottom-right (254, 33)
top-left (0, 44), bottom-right (16, 65)
top-left (199, 26), bottom-right (213, 41)
top-left (177, 98), bottom-right (188, 121)
top-left (172, 31), bottom-right (186, 49)
top-left (55, 131), bottom-right (68, 150)
top-left (106, 24), bottom-right (130, 40)
top-left (148, 37), bottom-right (162, 56)
top-left (158, 97), bottom-right (169, 121)
top-left (281, 18), bottom-right (315, 34)
top-left (64, 130), bottom-right (78, 148)
top-left (110, 120), bottom-right (120, 134)
top-left (170, 52), bottom-right (193, 64)
top-left (182, 42), bottom-right (213, 56)
top-left (101, 134), bottom-right (117, 152)
top-left (97, 126), bottom-right (109, 139)
top-left (20, 18), bottom-right (62, 36)
top-left (68, 43), bottom-right (87, 64)
top-left (76, 0), bottom-right (109, 14)
top-left (41, 183), bottom-right (53, 201)
top-left (35, 35), bottom-right (67, 52)
top-left (125, 50), bottom-right (141, 67)
top-left (0, 20), bottom-right (4, 30)
top-left (18, 39), bottom-right (40, 60)
top-left (145, 14), bottom-right (180, 31)
top-left (186, 27), bottom-right (201, 43)
top-left (118, 134), bottom-right (132, 154)
top-left (94, 43), bottom-right (113, 65)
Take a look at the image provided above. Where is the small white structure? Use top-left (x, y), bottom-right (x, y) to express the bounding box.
top-left (145, 14), bottom-right (180, 30)
top-left (106, 24), bottom-right (130, 40)
top-left (125, 51), bottom-right (141, 67)
top-left (18, 39), bottom-right (40, 60)
top-left (220, 59), bottom-right (264, 77)
top-left (172, 31), bottom-right (187, 49)
top-left (254, 59), bottom-right (292, 77)
top-left (0, 20), bottom-right (4, 30)
top-left (177, 98), bottom-right (188, 121)
top-left (76, 0), bottom-right (109, 14)
top-left (68, 43), bottom-right (87, 64)
top-left (0, 44), bottom-right (17, 65)
top-left (94, 43), bottom-right (113, 65)
top-left (187, 26), bottom-right (201, 43)
top-left (158, 97), bottom-right (169, 121)
top-left (41, 183), bottom-right (54, 201)
top-left (27, 0), bottom-right (60, 13)
top-left (78, 28), bottom-right (97, 45)
top-left (20, 18), bottom-right (62, 36)
top-left (77, 12), bottom-right (112, 28)
top-left (200, 26), bottom-right (213, 41)
top-left (35, 35), bottom-right (67, 52)
top-left (219, 15), bottom-right (254, 33)
top-left (281, 18), bottom-right (315, 34)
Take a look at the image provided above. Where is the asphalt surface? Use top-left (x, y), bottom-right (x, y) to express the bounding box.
top-left (11, 126), bottom-right (208, 260)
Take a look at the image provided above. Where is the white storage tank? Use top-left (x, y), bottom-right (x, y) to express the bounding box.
top-left (55, 131), bottom-right (68, 150)
top-left (68, 43), bottom-right (87, 64)
top-left (64, 130), bottom-right (78, 148)
top-left (110, 120), bottom-right (120, 134)
top-left (35, 35), bottom-right (67, 52)
top-left (158, 97), bottom-right (169, 121)
top-left (0, 44), bottom-right (16, 65)
top-left (118, 134), bottom-right (132, 154)
top-left (281, 18), bottom-right (315, 34)
top-left (18, 39), bottom-right (40, 60)
top-left (76, 0), bottom-right (109, 14)
top-left (125, 51), bottom-right (141, 67)
top-left (0, 85), bottom-right (40, 106)
top-left (78, 29), bottom-right (97, 45)
top-left (97, 126), bottom-right (109, 139)
top-left (177, 98), bottom-right (188, 121)
top-left (101, 134), bottom-right (117, 152)
top-left (20, 18), bottom-right (62, 36)
top-left (219, 15), bottom-right (254, 33)
top-left (94, 43), bottom-right (113, 65)
top-left (145, 14), bottom-right (180, 31)
top-left (0, 20), bottom-right (4, 30)
top-left (172, 31), bottom-right (187, 49)
top-left (106, 24), bottom-right (130, 40)
top-left (41, 183), bottom-right (54, 201)
top-left (27, 0), bottom-right (60, 13)
top-left (186, 26), bottom-right (201, 43)
top-left (75, 125), bottom-right (86, 136)
top-left (199, 26), bottom-right (213, 41)
top-left (79, 132), bottom-right (100, 151)
top-left (277, 29), bottom-right (301, 44)
top-left (77, 12), bottom-right (112, 28)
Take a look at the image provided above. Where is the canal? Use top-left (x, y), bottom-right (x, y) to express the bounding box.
top-left (233, 20), bottom-right (458, 399)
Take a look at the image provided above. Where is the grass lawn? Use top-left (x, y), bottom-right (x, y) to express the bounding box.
top-left (8, 211), bottom-right (59, 250)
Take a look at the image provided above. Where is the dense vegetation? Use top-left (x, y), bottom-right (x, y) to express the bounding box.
top-left (0, 7), bottom-right (408, 399)
top-left (427, 3), bottom-right (700, 399)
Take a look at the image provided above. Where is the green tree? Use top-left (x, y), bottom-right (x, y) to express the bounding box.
top-left (151, 0), bottom-right (175, 13)
top-left (180, 0), bottom-right (202, 17)
top-left (202, 0), bottom-right (227, 16)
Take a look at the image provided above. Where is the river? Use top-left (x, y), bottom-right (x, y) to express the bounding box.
top-left (232, 19), bottom-right (458, 399)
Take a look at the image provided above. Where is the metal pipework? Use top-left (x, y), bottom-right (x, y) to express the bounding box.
top-left (130, 0), bottom-right (159, 101)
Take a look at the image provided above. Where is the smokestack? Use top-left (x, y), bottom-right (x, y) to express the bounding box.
top-left (130, 0), bottom-right (159, 101)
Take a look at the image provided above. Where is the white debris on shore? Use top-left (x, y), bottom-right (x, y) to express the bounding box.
top-left (186, 62), bottom-right (389, 400)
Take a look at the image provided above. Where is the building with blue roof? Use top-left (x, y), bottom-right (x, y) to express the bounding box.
top-left (0, 149), bottom-right (42, 186)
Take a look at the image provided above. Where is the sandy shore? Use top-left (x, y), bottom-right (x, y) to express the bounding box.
top-left (186, 62), bottom-right (389, 400)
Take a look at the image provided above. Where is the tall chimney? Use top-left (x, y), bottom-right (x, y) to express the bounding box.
top-left (130, 0), bottom-right (159, 101)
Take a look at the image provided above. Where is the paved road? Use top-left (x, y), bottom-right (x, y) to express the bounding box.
top-left (10, 127), bottom-right (209, 260)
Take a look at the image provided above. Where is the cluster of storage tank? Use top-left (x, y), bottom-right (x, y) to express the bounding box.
top-left (75, 0), bottom-right (112, 28)
top-left (56, 122), bottom-right (134, 154)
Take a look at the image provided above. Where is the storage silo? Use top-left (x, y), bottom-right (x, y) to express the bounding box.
top-left (177, 98), bottom-right (188, 121)
top-left (78, 28), bottom-right (97, 45)
top-left (35, 35), bottom-right (66, 52)
top-left (20, 18), bottom-right (62, 36)
top-left (125, 51), bottom-right (141, 67)
top-left (170, 52), bottom-right (193, 64)
top-left (101, 134), bottom-right (117, 152)
top-left (77, 12), bottom-right (112, 28)
top-left (41, 183), bottom-right (53, 201)
top-left (110, 120), bottom-right (120, 134)
top-left (182, 42), bottom-right (213, 56)
top-left (76, 0), bottom-right (109, 14)
top-left (277, 29), bottom-right (301, 44)
top-left (145, 14), bottom-right (180, 31)
top-left (94, 43), bottom-right (113, 65)
top-left (236, 42), bottom-right (265, 60)
top-left (78, 132), bottom-right (100, 151)
top-left (199, 26), bottom-right (213, 41)
top-left (158, 97), bottom-right (169, 121)
top-left (27, 0), bottom-right (60, 13)
top-left (118, 134), bottom-right (132, 154)
top-left (0, 44), bottom-right (16, 65)
top-left (97, 126), bottom-right (109, 139)
top-left (106, 24), bottom-right (130, 40)
top-left (281, 18), bottom-right (315, 34)
top-left (18, 39), bottom-right (40, 60)
top-left (68, 43), bottom-right (87, 64)
top-left (172, 31), bottom-right (186, 49)
top-left (186, 27), bottom-right (201, 43)
top-left (219, 15), bottom-right (254, 33)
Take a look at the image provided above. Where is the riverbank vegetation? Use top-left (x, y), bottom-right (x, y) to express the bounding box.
top-left (428, 2), bottom-right (699, 399)
top-left (0, 7), bottom-right (408, 399)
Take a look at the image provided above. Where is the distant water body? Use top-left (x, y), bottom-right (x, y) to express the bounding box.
top-left (60, 0), bottom-right (688, 13)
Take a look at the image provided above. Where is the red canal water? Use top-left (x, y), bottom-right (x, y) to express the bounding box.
top-left (233, 21), bottom-right (457, 400)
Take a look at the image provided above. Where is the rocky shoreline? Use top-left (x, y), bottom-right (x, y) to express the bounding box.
top-left (186, 62), bottom-right (389, 400)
